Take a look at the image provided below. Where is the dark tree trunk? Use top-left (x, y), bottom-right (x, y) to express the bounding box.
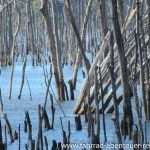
top-left (110, 0), bottom-right (133, 138)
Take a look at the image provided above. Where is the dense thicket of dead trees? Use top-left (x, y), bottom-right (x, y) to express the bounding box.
top-left (0, 0), bottom-right (150, 149)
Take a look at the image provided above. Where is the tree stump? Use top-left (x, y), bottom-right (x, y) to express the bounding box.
top-left (31, 140), bottom-right (35, 150)
top-left (42, 108), bottom-right (51, 130)
top-left (14, 131), bottom-right (18, 140)
top-left (132, 125), bottom-right (139, 150)
top-left (68, 80), bottom-right (74, 100)
top-left (24, 119), bottom-right (27, 132)
top-left (51, 140), bottom-right (57, 150)
top-left (75, 116), bottom-right (82, 130)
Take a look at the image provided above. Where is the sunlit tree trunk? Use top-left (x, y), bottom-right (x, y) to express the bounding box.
top-left (40, 0), bottom-right (63, 100)
top-left (51, 0), bottom-right (65, 100)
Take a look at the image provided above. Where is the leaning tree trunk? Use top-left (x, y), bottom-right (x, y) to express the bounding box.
top-left (72, 0), bottom-right (93, 89)
top-left (64, 0), bottom-right (91, 71)
top-left (40, 0), bottom-right (62, 101)
top-left (110, 0), bottom-right (133, 136)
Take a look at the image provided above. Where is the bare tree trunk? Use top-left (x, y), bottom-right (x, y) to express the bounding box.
top-left (109, 32), bottom-right (123, 149)
top-left (72, 0), bottom-right (93, 89)
top-left (18, 58), bottom-right (27, 99)
top-left (136, 0), bottom-right (147, 119)
top-left (8, 9), bottom-right (21, 99)
top-left (97, 0), bottom-right (108, 57)
top-left (8, 3), bottom-right (13, 59)
top-left (99, 66), bottom-right (107, 142)
top-left (51, 0), bottom-right (65, 100)
top-left (40, 0), bottom-right (62, 101)
top-left (27, 0), bottom-right (35, 66)
top-left (117, 0), bottom-right (125, 27)
top-left (110, 0), bottom-right (133, 138)
top-left (95, 67), bottom-right (100, 143)
top-left (64, 0), bottom-right (91, 71)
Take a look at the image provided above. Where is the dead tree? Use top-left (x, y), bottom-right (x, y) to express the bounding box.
top-left (18, 58), bottom-right (27, 99)
top-left (97, 0), bottom-right (109, 57)
top-left (26, 0), bottom-right (36, 66)
top-left (51, 0), bottom-right (65, 101)
top-left (68, 80), bottom-right (74, 100)
top-left (67, 120), bottom-right (71, 149)
top-left (94, 66), bottom-right (100, 145)
top-left (50, 93), bottom-right (55, 129)
top-left (40, 0), bottom-right (64, 101)
top-left (18, 124), bottom-right (20, 150)
top-left (64, 0), bottom-right (91, 71)
top-left (98, 66), bottom-right (107, 142)
top-left (110, 0), bottom-right (133, 137)
top-left (130, 31), bottom-right (144, 146)
top-left (117, 0), bottom-right (125, 27)
top-left (108, 32), bottom-right (123, 149)
top-left (26, 77), bottom-right (32, 100)
top-left (75, 115), bottom-right (82, 130)
top-left (42, 107), bottom-right (51, 130)
top-left (25, 111), bottom-right (32, 140)
top-left (31, 140), bottom-right (35, 150)
top-left (60, 117), bottom-right (68, 150)
top-left (136, 0), bottom-right (147, 119)
top-left (72, 0), bottom-right (93, 89)
top-left (44, 136), bottom-right (48, 150)
top-left (0, 89), bottom-right (14, 144)
top-left (8, 8), bottom-right (21, 99)
top-left (36, 105), bottom-right (43, 150)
